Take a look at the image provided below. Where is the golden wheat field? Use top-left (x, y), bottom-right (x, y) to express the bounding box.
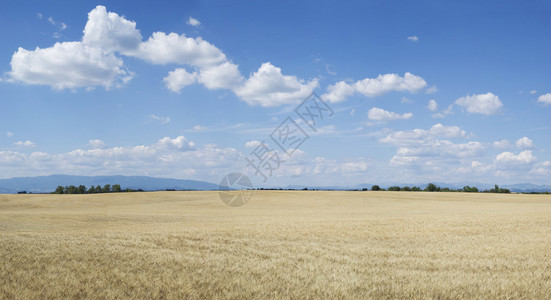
top-left (1, 191), bottom-right (550, 299)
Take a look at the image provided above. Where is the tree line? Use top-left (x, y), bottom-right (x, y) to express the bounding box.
top-left (52, 184), bottom-right (142, 194)
top-left (364, 183), bottom-right (511, 193)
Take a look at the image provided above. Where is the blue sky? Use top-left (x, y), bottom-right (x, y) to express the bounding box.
top-left (1, 0), bottom-right (550, 186)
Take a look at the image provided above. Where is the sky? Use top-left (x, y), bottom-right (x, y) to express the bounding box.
top-left (0, 0), bottom-right (550, 187)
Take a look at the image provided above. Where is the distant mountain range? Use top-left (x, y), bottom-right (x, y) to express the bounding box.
top-left (0, 175), bottom-right (218, 194)
top-left (0, 174), bottom-right (549, 194)
top-left (286, 182), bottom-right (551, 193)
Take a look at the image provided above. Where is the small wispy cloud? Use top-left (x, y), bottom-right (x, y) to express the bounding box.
top-left (432, 104), bottom-right (454, 119)
top-left (192, 125), bottom-right (207, 131)
top-left (407, 35), bottom-right (419, 42)
top-left (6, 131), bottom-right (14, 138)
top-left (427, 99), bottom-right (438, 111)
top-left (401, 97), bottom-right (413, 104)
top-left (43, 16), bottom-right (67, 38)
top-left (149, 114), bottom-right (171, 124)
top-left (15, 140), bottom-right (36, 148)
top-left (426, 86), bottom-right (438, 94)
top-left (88, 139), bottom-right (106, 149)
top-left (245, 140), bottom-right (261, 148)
top-left (187, 16), bottom-right (201, 27)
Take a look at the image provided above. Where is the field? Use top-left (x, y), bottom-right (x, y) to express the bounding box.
top-left (1, 191), bottom-right (550, 299)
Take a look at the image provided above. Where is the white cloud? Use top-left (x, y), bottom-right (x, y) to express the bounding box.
top-left (455, 92), bottom-right (503, 115)
top-left (149, 114), bottom-right (171, 124)
top-left (192, 125), bottom-right (207, 131)
top-left (530, 161), bottom-right (551, 176)
top-left (245, 140), bottom-right (261, 148)
top-left (427, 99), bottom-right (438, 111)
top-left (367, 107), bottom-right (412, 121)
top-left (163, 68), bottom-right (197, 93)
top-left (425, 86), bottom-right (438, 94)
top-left (515, 137), bottom-right (534, 149)
top-left (493, 139), bottom-right (511, 149)
top-left (495, 150), bottom-right (536, 165)
top-left (379, 123), bottom-right (481, 171)
top-left (530, 90), bottom-right (537, 94)
top-left (431, 104), bottom-right (454, 119)
top-left (321, 81), bottom-right (355, 103)
top-left (389, 140), bottom-right (484, 166)
top-left (537, 93), bottom-right (551, 106)
top-left (379, 123), bottom-right (466, 146)
top-left (401, 97), bottom-right (413, 104)
top-left (428, 123), bottom-right (466, 138)
top-left (44, 16), bottom-right (67, 38)
top-left (0, 136), bottom-right (374, 184)
top-left (156, 136), bottom-right (194, 150)
top-left (133, 32), bottom-right (226, 66)
top-left (470, 161), bottom-right (493, 173)
top-left (82, 5), bottom-right (142, 54)
top-left (407, 36), bottom-right (419, 42)
top-left (355, 72), bottom-right (427, 97)
top-left (88, 139), bottom-right (106, 149)
top-left (9, 42), bottom-right (131, 90)
top-left (6, 132), bottom-right (14, 138)
top-left (233, 62), bottom-right (319, 107)
top-left (15, 140), bottom-right (36, 148)
top-left (9, 6), bottom-right (319, 108)
top-left (322, 72), bottom-right (427, 103)
top-left (0, 137), bottom-right (241, 179)
top-left (198, 61), bottom-right (243, 90)
top-left (187, 17), bottom-right (201, 27)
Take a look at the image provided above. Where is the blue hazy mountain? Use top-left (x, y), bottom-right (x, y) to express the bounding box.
top-left (0, 174), bottom-right (218, 193)
top-left (1, 175), bottom-right (549, 193)
top-left (285, 182), bottom-right (551, 193)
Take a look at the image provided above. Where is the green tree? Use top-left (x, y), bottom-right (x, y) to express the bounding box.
top-left (88, 185), bottom-right (96, 194)
top-left (402, 186), bottom-right (411, 191)
top-left (112, 184), bottom-right (121, 193)
top-left (102, 184), bottom-right (111, 193)
top-left (95, 185), bottom-right (102, 193)
top-left (388, 186), bottom-right (401, 191)
top-left (463, 186), bottom-right (479, 193)
top-left (489, 185), bottom-right (510, 194)
top-left (78, 185), bottom-right (87, 194)
top-left (54, 186), bottom-right (64, 194)
top-left (66, 185), bottom-right (78, 194)
top-left (411, 186), bottom-right (421, 191)
top-left (424, 183), bottom-right (440, 192)
top-left (371, 185), bottom-right (381, 191)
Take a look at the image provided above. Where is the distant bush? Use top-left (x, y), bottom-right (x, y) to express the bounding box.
top-left (52, 184), bottom-right (140, 194)
top-left (484, 185), bottom-right (511, 194)
top-left (424, 183), bottom-right (441, 192)
top-left (463, 186), bottom-right (479, 193)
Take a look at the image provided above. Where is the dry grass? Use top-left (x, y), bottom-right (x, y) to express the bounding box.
top-left (1, 191), bottom-right (550, 299)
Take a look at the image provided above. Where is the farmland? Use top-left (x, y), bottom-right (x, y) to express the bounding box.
top-left (1, 191), bottom-right (550, 298)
